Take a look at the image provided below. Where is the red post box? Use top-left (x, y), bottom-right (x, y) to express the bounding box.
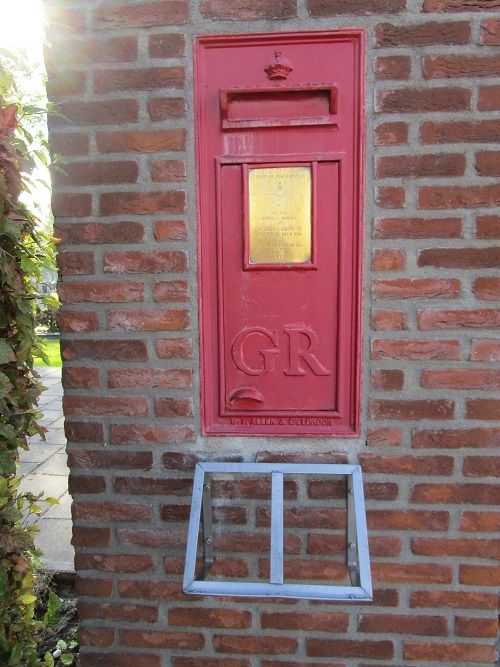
top-left (195, 31), bottom-right (365, 437)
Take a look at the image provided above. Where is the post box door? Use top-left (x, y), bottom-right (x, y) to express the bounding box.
top-left (195, 31), bottom-right (364, 437)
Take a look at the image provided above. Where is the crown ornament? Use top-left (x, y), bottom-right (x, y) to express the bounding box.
top-left (264, 50), bottom-right (293, 80)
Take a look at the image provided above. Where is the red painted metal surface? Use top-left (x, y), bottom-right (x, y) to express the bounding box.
top-left (195, 31), bottom-right (365, 437)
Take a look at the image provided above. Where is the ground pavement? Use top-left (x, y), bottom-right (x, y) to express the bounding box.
top-left (18, 366), bottom-right (74, 573)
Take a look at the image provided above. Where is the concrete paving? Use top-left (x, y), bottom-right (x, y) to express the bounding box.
top-left (18, 366), bottom-right (74, 573)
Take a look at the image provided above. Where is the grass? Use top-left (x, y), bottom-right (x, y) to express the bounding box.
top-left (35, 337), bottom-right (62, 366)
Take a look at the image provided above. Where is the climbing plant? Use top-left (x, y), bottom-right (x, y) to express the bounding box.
top-left (0, 49), bottom-right (65, 666)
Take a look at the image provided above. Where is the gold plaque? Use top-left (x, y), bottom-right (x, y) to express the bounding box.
top-left (248, 166), bottom-right (311, 265)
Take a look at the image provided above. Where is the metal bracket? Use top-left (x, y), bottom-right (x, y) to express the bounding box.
top-left (183, 462), bottom-right (372, 601)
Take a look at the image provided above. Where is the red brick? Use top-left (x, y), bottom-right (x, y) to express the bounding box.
top-left (411, 590), bottom-right (499, 610)
top-left (411, 482), bottom-right (500, 504)
top-left (58, 281), bottom-right (144, 303)
top-left (424, 0), bottom-right (500, 10)
top-left (79, 653), bottom-right (160, 667)
top-left (367, 427), bottom-right (402, 446)
top-left (47, 37), bottom-right (139, 67)
top-left (154, 220), bottom-right (188, 241)
top-left (421, 119), bottom-right (500, 144)
top-left (149, 98), bottom-right (186, 121)
top-left (52, 99), bottom-right (139, 126)
top-left (412, 427), bottom-right (500, 449)
top-left (61, 339), bottom-right (148, 361)
top-left (372, 338), bottom-right (460, 360)
top-left (425, 54), bottom-right (500, 79)
top-left (262, 663), bottom-right (343, 667)
top-left (51, 238), bottom-right (76, 276)
top-left (371, 309), bottom-right (407, 330)
top-left (155, 398), bottom-right (193, 417)
top-left (64, 395), bottom-right (149, 417)
top-left (214, 634), bottom-right (297, 654)
top-left (372, 248), bottom-right (405, 271)
top-left (308, 0), bottom-right (404, 15)
top-left (110, 424), bottom-right (195, 445)
top-left (476, 150), bottom-right (500, 176)
top-left (456, 616), bottom-right (499, 638)
top-left (467, 398), bottom-right (500, 419)
top-left (108, 368), bottom-right (191, 389)
top-left (412, 537), bottom-right (500, 559)
top-left (202, 0), bottom-right (297, 20)
top-left (367, 510), bottom-right (449, 531)
top-left (104, 250), bottom-right (187, 273)
top-left (161, 503), bottom-right (245, 524)
top-left (375, 122), bottom-right (408, 145)
top-left (372, 563), bottom-right (452, 584)
top-left (78, 627), bottom-right (115, 648)
top-left (173, 660), bottom-right (251, 667)
top-left (73, 501), bottom-right (153, 522)
top-left (69, 475), bottom-right (106, 495)
top-left (93, 2), bottom-right (188, 29)
top-left (65, 422), bottom-right (104, 443)
top-left (52, 160), bottom-right (138, 186)
top-left (51, 193), bottom-right (92, 218)
top-left (308, 534), bottom-right (400, 557)
top-left (375, 186), bottom-right (405, 208)
top-left (473, 277), bottom-right (500, 300)
top-left (478, 86), bottom-right (500, 111)
top-left (373, 278), bottom-right (460, 299)
top-left (418, 184), bottom-right (500, 210)
top-left (46, 71), bottom-right (87, 98)
top-left (404, 641), bottom-right (495, 664)
top-left (107, 308), bottom-right (190, 331)
top-left (476, 215), bottom-right (500, 238)
top-left (118, 528), bottom-right (185, 549)
top-left (95, 66), bottom-right (184, 93)
top-left (123, 629), bottom-right (204, 650)
top-left (471, 339), bottom-right (500, 360)
top-left (371, 369), bottom-right (404, 391)
top-left (118, 580), bottom-right (184, 600)
top-left (376, 87), bottom-right (470, 113)
top-left (373, 217), bottom-right (462, 238)
top-left (153, 280), bottom-right (189, 302)
top-left (370, 399), bottom-right (454, 420)
top-left (481, 17), bottom-right (500, 44)
top-left (422, 368), bottom-right (500, 390)
top-left (149, 33), bottom-right (185, 57)
top-left (257, 506), bottom-right (346, 529)
top-left (72, 527), bottom-right (110, 548)
top-left (261, 611), bottom-right (348, 632)
top-left (55, 221), bottom-right (145, 244)
top-left (375, 20), bottom-right (471, 46)
top-left (418, 308), bottom-right (500, 330)
top-left (49, 132), bottom-right (89, 157)
top-left (418, 247), bottom-right (500, 268)
top-left (460, 564), bottom-right (500, 586)
top-left (96, 129), bottom-right (185, 153)
top-left (358, 613), bottom-right (448, 636)
top-left (68, 449), bottom-right (153, 470)
top-left (100, 190), bottom-right (186, 216)
top-left (376, 153), bottom-right (465, 178)
top-left (45, 6), bottom-right (86, 34)
top-left (169, 607), bottom-right (251, 629)
top-left (165, 555), bottom-right (249, 578)
top-left (374, 56), bottom-right (411, 80)
top-left (359, 453), bottom-right (453, 475)
top-left (461, 510), bottom-right (500, 532)
top-left (62, 367), bottom-right (101, 389)
top-left (75, 553), bottom-right (153, 574)
top-left (79, 601), bottom-right (157, 623)
top-left (155, 337), bottom-right (192, 359)
top-left (151, 159), bottom-right (186, 182)
top-left (463, 456), bottom-right (500, 477)
top-left (307, 638), bottom-right (393, 660)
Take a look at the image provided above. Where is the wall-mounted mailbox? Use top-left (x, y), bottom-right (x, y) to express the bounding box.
top-left (195, 31), bottom-right (365, 437)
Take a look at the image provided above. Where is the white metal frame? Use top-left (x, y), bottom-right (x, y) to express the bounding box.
top-left (183, 462), bottom-right (372, 601)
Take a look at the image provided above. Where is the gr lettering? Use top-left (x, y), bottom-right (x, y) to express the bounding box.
top-left (231, 326), bottom-right (331, 377)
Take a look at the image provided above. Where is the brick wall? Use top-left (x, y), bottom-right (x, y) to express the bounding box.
top-left (43, 0), bottom-right (499, 665)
